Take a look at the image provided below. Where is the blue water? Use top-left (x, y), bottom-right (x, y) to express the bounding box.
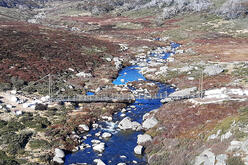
top-left (171, 42), bottom-right (180, 49)
top-left (161, 52), bottom-right (173, 59)
top-left (87, 91), bottom-right (95, 96)
top-left (112, 65), bottom-right (146, 85)
top-left (65, 43), bottom-right (179, 165)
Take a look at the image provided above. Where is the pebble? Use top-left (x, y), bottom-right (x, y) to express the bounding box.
top-left (120, 113), bottom-right (126, 117)
top-left (133, 160), bottom-right (138, 164)
top-left (95, 132), bottom-right (101, 137)
top-left (120, 155), bottom-right (127, 159)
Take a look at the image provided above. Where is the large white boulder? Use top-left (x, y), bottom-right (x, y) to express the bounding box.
top-left (142, 116), bottom-right (158, 130)
top-left (53, 156), bottom-right (64, 164)
top-left (54, 148), bottom-right (65, 158)
top-left (134, 145), bottom-right (143, 155)
top-left (118, 117), bottom-right (142, 131)
top-left (137, 134), bottom-right (152, 144)
top-left (53, 148), bottom-right (65, 164)
top-left (93, 143), bottom-right (105, 153)
top-left (118, 117), bottom-right (133, 130)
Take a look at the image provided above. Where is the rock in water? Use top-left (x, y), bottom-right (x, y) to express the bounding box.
top-left (94, 159), bottom-right (106, 165)
top-left (131, 121), bottom-right (142, 131)
top-left (134, 145), bottom-right (143, 155)
top-left (93, 143), bottom-right (105, 153)
top-left (137, 134), bottom-right (152, 144)
top-left (203, 65), bottom-right (224, 76)
top-left (142, 116), bottom-right (158, 130)
top-left (102, 132), bottom-right (112, 138)
top-left (118, 117), bottom-right (133, 130)
top-left (118, 117), bottom-right (142, 131)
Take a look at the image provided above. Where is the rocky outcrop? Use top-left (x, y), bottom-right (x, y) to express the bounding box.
top-left (217, 0), bottom-right (248, 19)
top-left (159, 0), bottom-right (211, 19)
top-left (194, 149), bottom-right (215, 165)
top-left (0, 0), bottom-right (42, 9)
top-left (203, 65), bottom-right (224, 76)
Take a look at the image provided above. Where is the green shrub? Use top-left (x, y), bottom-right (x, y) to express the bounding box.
top-left (20, 115), bottom-right (50, 131)
top-left (7, 120), bottom-right (25, 132)
top-left (227, 156), bottom-right (245, 165)
top-left (0, 82), bottom-right (12, 91)
top-left (0, 120), bottom-right (7, 128)
top-left (0, 148), bottom-right (22, 164)
top-left (29, 139), bottom-right (51, 149)
top-left (2, 131), bottom-right (32, 155)
top-left (10, 76), bottom-right (25, 90)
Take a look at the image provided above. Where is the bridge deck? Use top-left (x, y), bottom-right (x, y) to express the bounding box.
top-left (49, 92), bottom-right (203, 103)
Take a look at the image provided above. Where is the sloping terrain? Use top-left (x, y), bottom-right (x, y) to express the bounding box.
top-left (0, 21), bottom-right (120, 83)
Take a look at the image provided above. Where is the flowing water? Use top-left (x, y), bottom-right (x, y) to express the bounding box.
top-left (64, 43), bottom-right (180, 165)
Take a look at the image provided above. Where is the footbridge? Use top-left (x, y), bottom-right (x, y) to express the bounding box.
top-left (49, 92), bottom-right (203, 103)
top-left (20, 74), bottom-right (204, 104)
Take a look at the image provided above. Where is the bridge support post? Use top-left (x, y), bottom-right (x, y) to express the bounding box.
top-left (48, 74), bottom-right (51, 103)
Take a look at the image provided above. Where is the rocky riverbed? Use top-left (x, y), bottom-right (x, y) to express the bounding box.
top-left (63, 42), bottom-right (180, 164)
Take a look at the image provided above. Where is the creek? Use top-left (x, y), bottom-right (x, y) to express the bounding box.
top-left (64, 43), bottom-right (180, 165)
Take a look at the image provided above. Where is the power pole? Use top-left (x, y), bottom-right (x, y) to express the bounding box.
top-left (48, 74), bottom-right (51, 101)
top-left (199, 70), bottom-right (204, 98)
top-left (201, 71), bottom-right (204, 98)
